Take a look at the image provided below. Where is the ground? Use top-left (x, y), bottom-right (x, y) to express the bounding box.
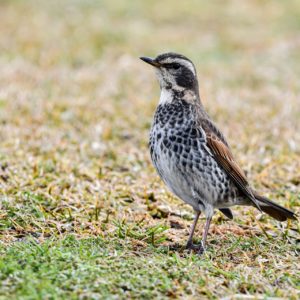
top-left (0, 0), bottom-right (299, 299)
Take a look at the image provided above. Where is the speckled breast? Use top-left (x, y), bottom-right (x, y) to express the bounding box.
top-left (149, 101), bottom-right (234, 210)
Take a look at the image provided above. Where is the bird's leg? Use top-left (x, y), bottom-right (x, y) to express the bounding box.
top-left (186, 210), bottom-right (201, 250)
top-left (200, 216), bottom-right (212, 253)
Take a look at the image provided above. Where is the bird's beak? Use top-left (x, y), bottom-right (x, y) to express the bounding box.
top-left (140, 57), bottom-right (161, 67)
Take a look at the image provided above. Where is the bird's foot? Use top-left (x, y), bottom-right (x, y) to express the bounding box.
top-left (186, 240), bottom-right (205, 255)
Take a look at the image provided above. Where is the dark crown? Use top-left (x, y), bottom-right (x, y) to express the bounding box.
top-left (155, 52), bottom-right (193, 64)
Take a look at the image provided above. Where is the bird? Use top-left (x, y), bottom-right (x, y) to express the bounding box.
top-left (140, 52), bottom-right (297, 253)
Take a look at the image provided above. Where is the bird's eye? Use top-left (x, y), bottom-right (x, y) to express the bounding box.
top-left (172, 63), bottom-right (181, 70)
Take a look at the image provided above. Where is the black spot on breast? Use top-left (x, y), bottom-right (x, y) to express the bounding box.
top-left (170, 135), bottom-right (176, 142)
top-left (173, 144), bottom-right (178, 153)
top-left (163, 139), bottom-right (170, 147)
top-left (178, 145), bottom-right (183, 154)
top-left (182, 138), bottom-right (188, 145)
top-left (191, 128), bottom-right (197, 136)
top-left (150, 145), bottom-right (153, 154)
top-left (157, 133), bottom-right (161, 140)
top-left (176, 118), bottom-right (183, 125)
top-left (197, 166), bottom-right (204, 172)
top-left (183, 127), bottom-right (190, 134)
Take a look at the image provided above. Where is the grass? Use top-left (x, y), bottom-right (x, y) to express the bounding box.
top-left (0, 0), bottom-right (300, 299)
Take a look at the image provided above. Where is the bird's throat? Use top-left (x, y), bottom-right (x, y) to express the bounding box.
top-left (159, 87), bottom-right (198, 105)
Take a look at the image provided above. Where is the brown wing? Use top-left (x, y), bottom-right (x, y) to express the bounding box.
top-left (203, 123), bottom-right (261, 210)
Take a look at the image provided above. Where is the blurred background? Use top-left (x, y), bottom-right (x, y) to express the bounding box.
top-left (0, 0), bottom-right (299, 298)
top-left (1, 0), bottom-right (299, 239)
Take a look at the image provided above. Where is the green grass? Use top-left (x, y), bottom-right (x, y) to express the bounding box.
top-left (0, 0), bottom-right (299, 299)
top-left (1, 233), bottom-right (299, 299)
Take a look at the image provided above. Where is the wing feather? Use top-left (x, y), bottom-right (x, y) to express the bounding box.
top-left (202, 122), bottom-right (261, 210)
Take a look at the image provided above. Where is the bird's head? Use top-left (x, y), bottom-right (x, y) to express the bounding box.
top-left (140, 52), bottom-right (199, 93)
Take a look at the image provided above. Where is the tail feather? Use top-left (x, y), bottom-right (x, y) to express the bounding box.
top-left (254, 193), bottom-right (297, 222)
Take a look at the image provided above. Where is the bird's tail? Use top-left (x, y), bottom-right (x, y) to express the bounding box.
top-left (254, 193), bottom-right (297, 222)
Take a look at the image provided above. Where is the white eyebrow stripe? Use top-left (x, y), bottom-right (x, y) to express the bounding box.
top-left (161, 57), bottom-right (196, 76)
